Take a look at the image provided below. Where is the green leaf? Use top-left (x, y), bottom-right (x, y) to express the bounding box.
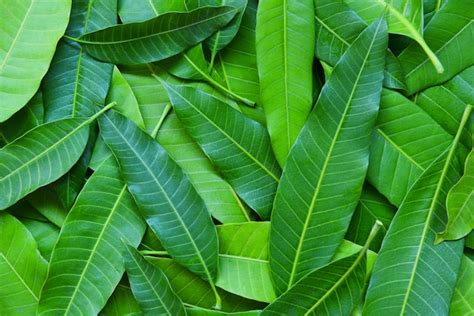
top-left (118, 0), bottom-right (187, 21)
top-left (162, 83), bottom-right (281, 219)
top-left (367, 89), bottom-right (464, 206)
top-left (98, 109), bottom-right (221, 304)
top-left (27, 188), bottom-right (68, 228)
top-left (437, 150), bottom-right (474, 242)
top-left (147, 257), bottom-right (266, 312)
top-left (415, 65), bottom-right (473, 149)
top-left (269, 18), bottom-right (387, 294)
top-left (345, 183), bottom-right (396, 251)
top-left (186, 307), bottom-right (260, 316)
top-left (314, 0), bottom-right (407, 90)
top-left (20, 218), bottom-right (59, 262)
top-left (157, 111), bottom-right (251, 223)
top-left (0, 213), bottom-right (48, 315)
top-left (0, 0), bottom-right (71, 122)
top-left (79, 6), bottom-right (237, 65)
top-left (124, 245), bottom-right (186, 316)
top-left (363, 105), bottom-right (472, 315)
top-left (43, 0), bottom-right (116, 121)
top-left (450, 256), bottom-right (474, 315)
top-left (398, 0), bottom-right (474, 94)
top-left (101, 283), bottom-right (143, 316)
top-left (38, 158), bottom-right (146, 315)
top-left (262, 222), bottom-right (382, 315)
top-left (216, 222), bottom-right (276, 302)
top-left (107, 66), bottom-right (145, 129)
top-left (256, 0), bottom-right (315, 165)
top-left (345, 0), bottom-right (443, 73)
top-left (0, 103), bottom-right (114, 210)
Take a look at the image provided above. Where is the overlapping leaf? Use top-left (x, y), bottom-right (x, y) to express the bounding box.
top-left (269, 18), bottom-right (387, 294)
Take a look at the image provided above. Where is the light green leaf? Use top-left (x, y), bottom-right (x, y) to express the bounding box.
top-left (107, 66), bottom-right (145, 129)
top-left (98, 109), bottom-right (221, 306)
top-left (162, 83), bottom-right (281, 219)
top-left (269, 18), bottom-right (387, 294)
top-left (0, 104), bottom-right (114, 210)
top-left (0, 213), bottom-right (48, 315)
top-left (398, 0), bottom-right (474, 94)
top-left (450, 256), bottom-right (474, 315)
top-left (0, 0), bottom-right (71, 122)
top-left (437, 150), bottom-right (474, 242)
top-left (256, 0), bottom-right (315, 166)
top-left (345, 0), bottom-right (443, 73)
top-left (101, 284), bottom-right (143, 316)
top-left (262, 222), bottom-right (382, 315)
top-left (363, 105), bottom-right (472, 315)
top-left (124, 245), bottom-right (186, 316)
top-left (38, 158), bottom-right (146, 315)
top-left (216, 222), bottom-right (276, 302)
top-left (79, 6), bottom-right (237, 65)
top-left (157, 111), bottom-right (251, 223)
top-left (43, 0), bottom-right (115, 122)
top-left (186, 307), bottom-right (260, 316)
top-left (345, 183), bottom-right (396, 251)
top-left (118, 0), bottom-right (187, 21)
top-left (368, 89), bottom-right (464, 206)
top-left (21, 218), bottom-right (59, 262)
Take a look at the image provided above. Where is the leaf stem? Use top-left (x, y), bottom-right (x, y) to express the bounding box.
top-left (141, 250), bottom-right (169, 256)
top-left (151, 103), bottom-right (172, 139)
top-left (87, 101), bottom-right (116, 123)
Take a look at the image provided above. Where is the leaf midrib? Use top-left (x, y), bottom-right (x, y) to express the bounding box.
top-left (0, 253), bottom-right (39, 302)
top-left (287, 19), bottom-right (383, 288)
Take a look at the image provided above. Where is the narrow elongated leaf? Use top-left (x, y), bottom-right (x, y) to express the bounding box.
top-left (0, 0), bottom-right (70, 122)
top-left (162, 83), bottom-right (281, 219)
top-left (186, 308), bottom-right (260, 316)
top-left (217, 223), bottom-right (276, 302)
top-left (314, 0), bottom-right (406, 90)
top-left (157, 112), bottom-right (251, 223)
top-left (98, 110), bottom-right (220, 298)
top-left (38, 158), bottom-right (146, 315)
top-left (0, 213), bottom-right (47, 315)
top-left (368, 89), bottom-right (463, 206)
top-left (79, 6), bottom-right (237, 65)
top-left (21, 219), bottom-right (59, 262)
top-left (398, 0), bottom-right (474, 94)
top-left (345, 184), bottom-right (396, 251)
top-left (124, 245), bottom-right (186, 316)
top-left (118, 0), bottom-right (187, 21)
top-left (0, 104), bottom-right (114, 209)
top-left (43, 0), bottom-right (115, 121)
top-left (148, 258), bottom-right (266, 312)
top-left (437, 150), bottom-right (474, 242)
top-left (102, 284), bottom-right (142, 316)
top-left (450, 256), bottom-right (474, 315)
top-left (270, 18), bottom-right (387, 294)
top-left (263, 222), bottom-right (382, 315)
top-left (363, 106), bottom-right (472, 315)
top-left (256, 0), bottom-right (315, 165)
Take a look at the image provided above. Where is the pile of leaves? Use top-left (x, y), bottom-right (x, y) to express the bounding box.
top-left (0, 0), bottom-right (472, 315)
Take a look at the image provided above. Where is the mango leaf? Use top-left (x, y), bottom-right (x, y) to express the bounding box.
top-left (398, 0), bottom-right (474, 94)
top-left (157, 111), bottom-right (251, 223)
top-left (450, 256), bottom-right (474, 315)
top-left (269, 18), bottom-right (387, 294)
top-left (27, 189), bottom-right (67, 228)
top-left (21, 218), bottom-right (59, 262)
top-left (162, 83), bottom-right (281, 219)
top-left (255, 0), bottom-right (315, 166)
top-left (38, 158), bottom-right (146, 315)
top-left (0, 213), bottom-right (47, 315)
top-left (314, 0), bottom-right (406, 90)
top-left (368, 89), bottom-right (463, 206)
top-left (215, 0), bottom-right (260, 104)
top-left (0, 103), bottom-right (114, 210)
top-left (43, 0), bottom-right (115, 121)
top-left (345, 0), bottom-right (443, 73)
top-left (415, 65), bottom-right (473, 149)
top-left (98, 109), bottom-right (221, 305)
top-left (263, 222), bottom-right (382, 315)
top-left (345, 183), bottom-right (396, 251)
top-left (148, 257), bottom-right (266, 312)
top-left (363, 105), bottom-right (472, 315)
top-left (101, 283), bottom-right (142, 316)
top-left (0, 0), bottom-right (70, 122)
top-left (186, 307), bottom-right (260, 316)
top-left (79, 6), bottom-right (237, 65)
top-left (124, 245), bottom-right (186, 316)
top-left (437, 150), bottom-right (474, 242)
top-left (216, 222), bottom-right (275, 302)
